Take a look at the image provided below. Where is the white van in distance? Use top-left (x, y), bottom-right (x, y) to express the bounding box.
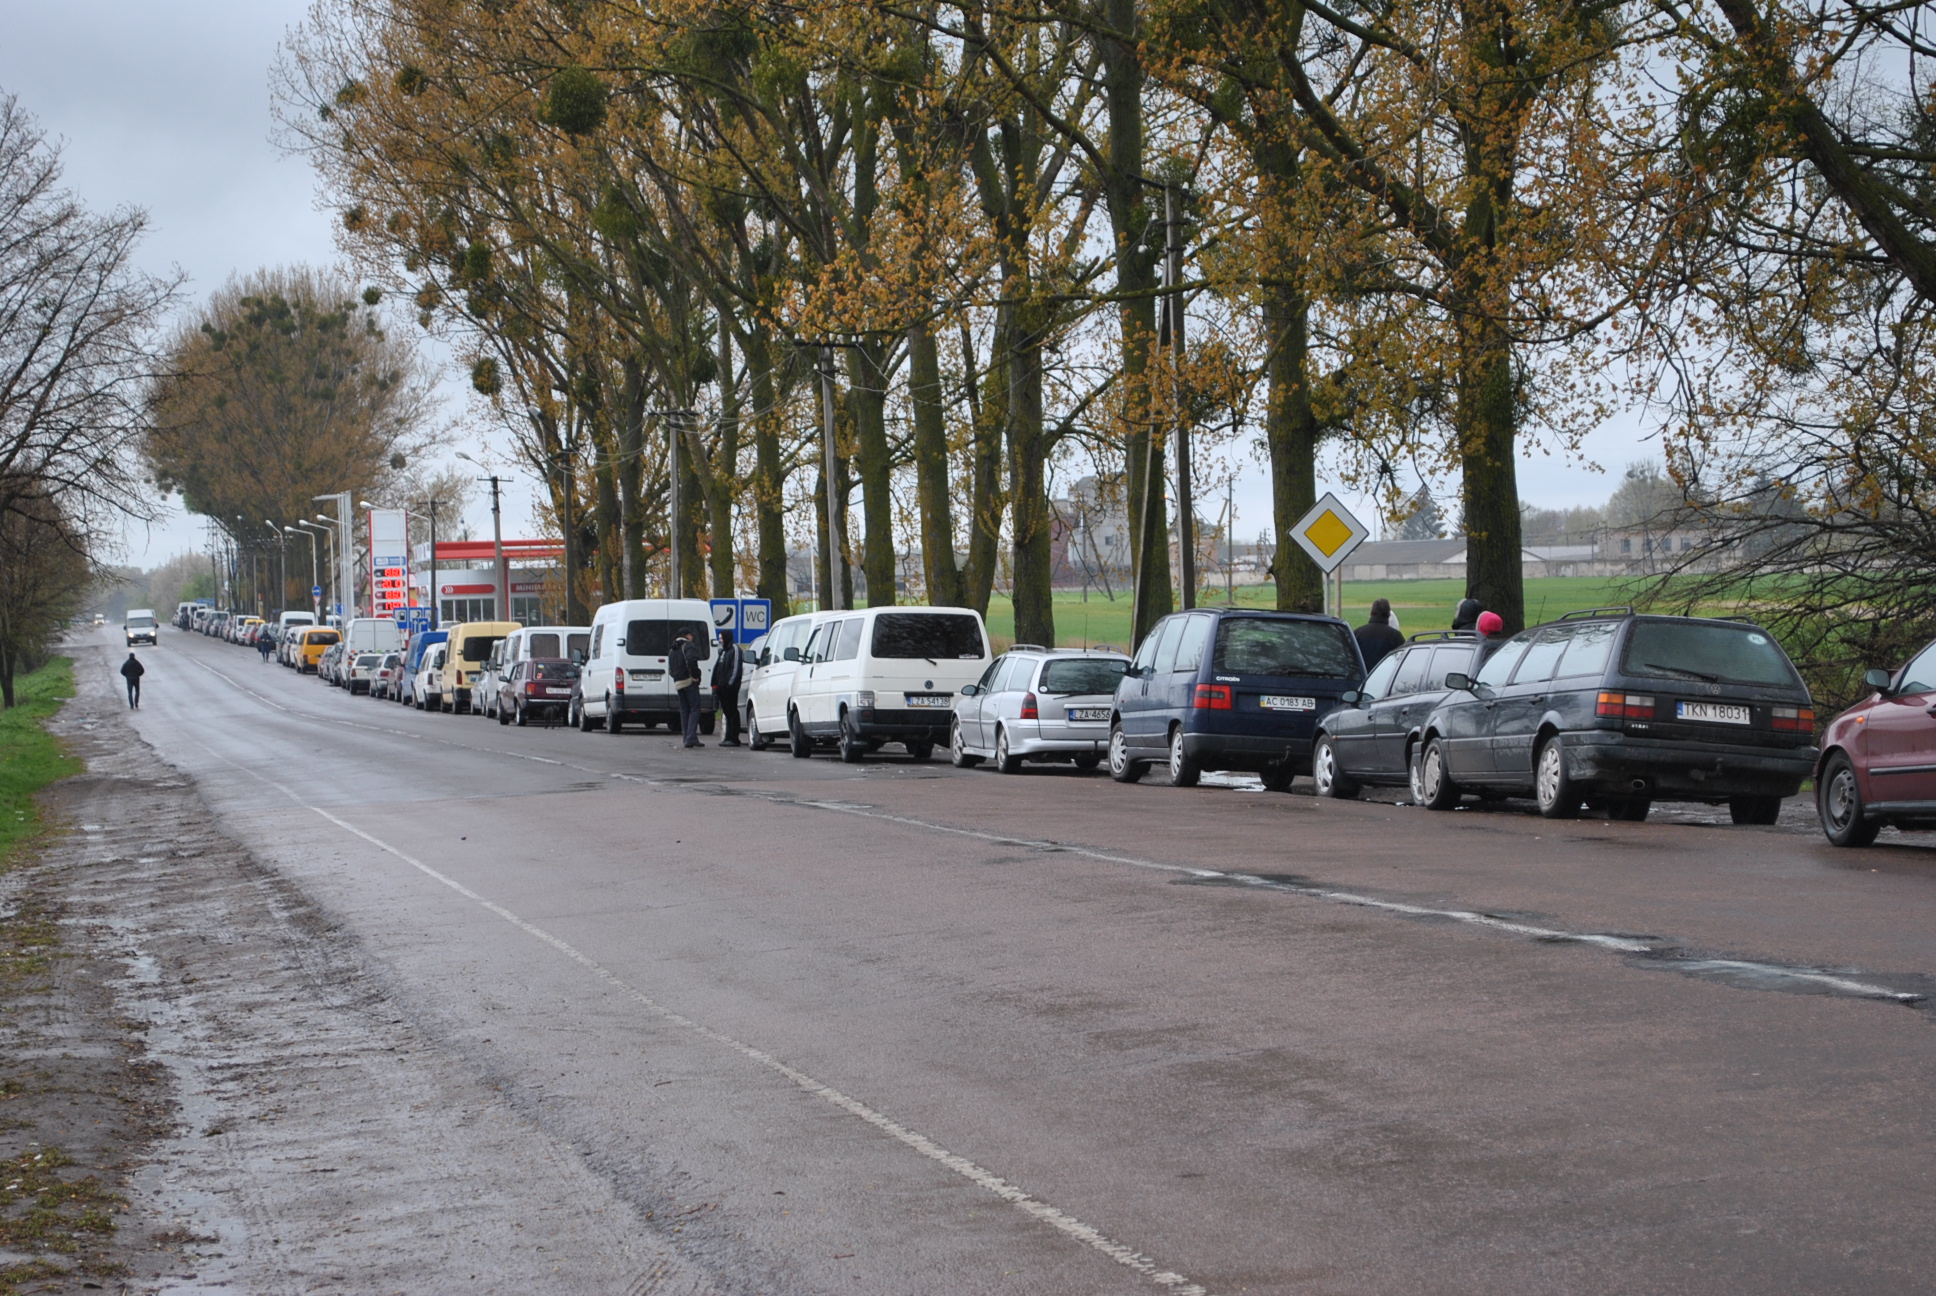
top-left (579, 599), bottom-right (716, 734)
top-left (124, 608), bottom-right (158, 646)
top-left (786, 606), bottom-right (990, 762)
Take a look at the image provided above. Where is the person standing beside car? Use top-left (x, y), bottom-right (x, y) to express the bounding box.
top-left (712, 629), bottom-right (744, 747)
top-left (1354, 598), bottom-right (1405, 671)
top-left (672, 626), bottom-right (704, 748)
top-left (120, 652), bottom-right (144, 709)
top-left (1451, 597), bottom-right (1484, 632)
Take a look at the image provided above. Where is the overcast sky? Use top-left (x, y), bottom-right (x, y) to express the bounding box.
top-left (1, 0), bottom-right (1651, 575)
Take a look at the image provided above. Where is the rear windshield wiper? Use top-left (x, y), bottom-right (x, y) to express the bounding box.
top-left (1644, 662), bottom-right (1720, 682)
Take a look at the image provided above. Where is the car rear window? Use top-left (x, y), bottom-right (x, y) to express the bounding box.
top-left (1212, 618), bottom-right (1360, 679)
top-left (461, 635), bottom-right (505, 662)
top-left (626, 620), bottom-right (710, 657)
top-left (527, 632), bottom-right (560, 657)
top-left (532, 661), bottom-right (580, 680)
top-left (307, 631), bottom-right (339, 645)
top-left (1040, 658), bottom-right (1129, 694)
top-left (355, 654), bottom-right (382, 666)
top-left (871, 613), bottom-right (985, 659)
top-left (1621, 620), bottom-right (1800, 687)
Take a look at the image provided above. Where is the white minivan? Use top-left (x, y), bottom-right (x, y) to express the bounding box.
top-left (786, 606), bottom-right (991, 762)
top-left (579, 598), bottom-right (716, 734)
top-left (742, 611), bottom-right (839, 750)
top-left (479, 624), bottom-right (590, 719)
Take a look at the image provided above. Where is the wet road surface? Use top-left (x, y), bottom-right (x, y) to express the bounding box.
top-left (93, 628), bottom-right (1936, 1293)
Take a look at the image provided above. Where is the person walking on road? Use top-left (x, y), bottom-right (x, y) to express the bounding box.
top-left (257, 631), bottom-right (275, 663)
top-left (1354, 598), bottom-right (1404, 671)
top-left (672, 627), bottom-right (704, 748)
top-left (712, 629), bottom-right (745, 747)
top-left (120, 652), bottom-right (145, 709)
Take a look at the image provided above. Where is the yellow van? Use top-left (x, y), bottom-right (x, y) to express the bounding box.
top-left (297, 627), bottom-right (340, 673)
top-left (439, 621), bottom-right (521, 713)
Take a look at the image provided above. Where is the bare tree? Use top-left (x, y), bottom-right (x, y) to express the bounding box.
top-left (0, 483), bottom-right (90, 706)
top-left (0, 93), bottom-right (179, 542)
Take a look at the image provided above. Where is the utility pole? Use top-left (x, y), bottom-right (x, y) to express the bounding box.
top-left (426, 497), bottom-right (440, 628)
top-left (818, 347), bottom-right (848, 610)
top-left (1167, 184), bottom-right (1196, 611)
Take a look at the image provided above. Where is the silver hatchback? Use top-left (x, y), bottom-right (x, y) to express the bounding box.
top-left (951, 647), bottom-right (1131, 773)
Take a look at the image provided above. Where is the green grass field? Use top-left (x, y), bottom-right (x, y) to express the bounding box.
top-left (0, 659), bottom-right (80, 872)
top-left (979, 576), bottom-right (1670, 648)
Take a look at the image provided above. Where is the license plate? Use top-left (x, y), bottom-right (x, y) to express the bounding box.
top-left (1261, 695), bottom-right (1316, 711)
top-left (906, 693), bottom-right (953, 708)
top-left (1069, 707), bottom-right (1111, 722)
top-left (1677, 701), bottom-right (1750, 725)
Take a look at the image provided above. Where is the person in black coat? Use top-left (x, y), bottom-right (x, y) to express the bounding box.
top-left (1354, 598), bottom-right (1405, 671)
top-left (119, 652), bottom-right (145, 709)
top-left (711, 629), bottom-right (745, 746)
top-left (671, 627), bottom-right (704, 748)
top-left (1451, 597), bottom-right (1484, 632)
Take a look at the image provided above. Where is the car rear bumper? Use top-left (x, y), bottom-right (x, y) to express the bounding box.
top-left (850, 708), bottom-right (950, 740)
top-left (1564, 730), bottom-right (1815, 798)
top-left (1181, 732), bottom-right (1314, 772)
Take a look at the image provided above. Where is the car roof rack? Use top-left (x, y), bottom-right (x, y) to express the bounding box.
top-left (1558, 605), bottom-right (1635, 621)
top-left (1007, 643), bottom-right (1047, 652)
top-left (1406, 629), bottom-right (1478, 642)
top-left (1716, 614), bottom-right (1761, 624)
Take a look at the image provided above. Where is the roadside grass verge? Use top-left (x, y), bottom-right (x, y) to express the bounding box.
top-left (0, 658), bottom-right (80, 873)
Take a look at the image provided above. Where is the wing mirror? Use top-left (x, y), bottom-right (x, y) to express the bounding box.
top-left (1444, 672), bottom-right (1473, 692)
top-left (1340, 689), bottom-right (1363, 706)
top-left (783, 646), bottom-right (800, 662)
top-left (1864, 667), bottom-right (1893, 693)
top-left (960, 683), bottom-right (980, 697)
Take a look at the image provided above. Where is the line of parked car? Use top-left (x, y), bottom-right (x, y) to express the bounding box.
top-left (180, 595), bottom-right (1936, 848)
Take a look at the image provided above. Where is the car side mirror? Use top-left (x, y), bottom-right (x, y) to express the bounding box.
top-left (1340, 689), bottom-right (1363, 706)
top-left (960, 684), bottom-right (979, 697)
top-left (783, 646), bottom-right (800, 662)
top-left (1444, 672), bottom-right (1473, 692)
top-left (1865, 667), bottom-right (1893, 693)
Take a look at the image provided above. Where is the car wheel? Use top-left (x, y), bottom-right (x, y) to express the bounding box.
top-left (1167, 727), bottom-right (1200, 788)
top-left (1729, 794), bottom-right (1782, 826)
top-left (994, 727), bottom-right (1023, 775)
top-left (577, 700), bottom-right (595, 732)
top-left (950, 719), bottom-right (982, 768)
top-left (1260, 764), bottom-right (1295, 793)
top-left (1534, 736), bottom-right (1581, 819)
top-left (906, 740), bottom-right (934, 762)
top-left (1109, 723), bottom-right (1145, 783)
top-left (747, 705), bottom-right (769, 751)
top-left (1312, 734), bottom-right (1359, 800)
top-left (699, 710), bottom-right (717, 736)
top-left (789, 710), bottom-right (814, 759)
top-left (1073, 755), bottom-right (1101, 772)
top-left (1818, 753), bottom-right (1880, 847)
top-left (497, 700), bottom-right (511, 725)
top-left (605, 698), bottom-right (624, 734)
top-left (1607, 798), bottom-right (1652, 822)
top-left (1414, 737), bottom-right (1461, 810)
top-left (515, 701), bottom-right (531, 727)
top-left (838, 713), bottom-right (866, 764)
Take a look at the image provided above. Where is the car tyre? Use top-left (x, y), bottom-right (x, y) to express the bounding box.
top-left (700, 710), bottom-right (717, 736)
top-left (746, 705), bottom-right (770, 751)
top-left (1414, 737), bottom-right (1462, 810)
top-left (514, 701), bottom-right (530, 728)
top-left (1818, 753), bottom-right (1880, 847)
top-left (1108, 723), bottom-right (1144, 784)
top-left (950, 719), bottom-right (982, 768)
top-left (1607, 798), bottom-right (1652, 822)
top-left (838, 713), bottom-right (866, 764)
top-left (1073, 755), bottom-right (1101, 772)
top-left (994, 727), bottom-right (1023, 775)
top-left (497, 701), bottom-right (511, 726)
top-left (1312, 734), bottom-right (1359, 800)
top-left (1729, 795), bottom-right (1782, 826)
top-left (577, 700), bottom-right (596, 732)
top-left (605, 698), bottom-right (624, 734)
top-left (905, 740), bottom-right (934, 762)
top-left (1534, 736), bottom-right (1581, 819)
top-left (789, 710), bottom-right (814, 759)
top-left (1260, 764), bottom-right (1296, 793)
top-left (1167, 726), bottom-right (1201, 788)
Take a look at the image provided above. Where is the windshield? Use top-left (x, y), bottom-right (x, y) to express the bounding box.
top-left (871, 613), bottom-right (985, 659)
top-left (1621, 620), bottom-right (1800, 687)
top-left (1213, 618), bottom-right (1361, 679)
top-left (127, 616), bottom-right (156, 627)
top-left (461, 635), bottom-right (505, 663)
top-left (1040, 658), bottom-right (1129, 694)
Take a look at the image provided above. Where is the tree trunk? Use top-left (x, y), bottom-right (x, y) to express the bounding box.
top-left (679, 428), bottom-right (707, 600)
top-left (618, 359), bottom-right (648, 598)
top-left (744, 328), bottom-right (791, 616)
top-left (1265, 282), bottom-right (1324, 612)
top-left (845, 341), bottom-right (898, 608)
top-left (593, 437), bottom-right (620, 606)
top-left (706, 320), bottom-right (739, 598)
top-left (1458, 315), bottom-right (1523, 631)
top-left (909, 322), bottom-right (963, 607)
top-left (1007, 310), bottom-right (1055, 647)
top-left (961, 318), bottom-right (1006, 617)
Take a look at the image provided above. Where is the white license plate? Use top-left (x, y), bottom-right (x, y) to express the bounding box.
top-left (906, 694), bottom-right (953, 708)
top-left (1261, 695), bottom-right (1316, 711)
top-left (1069, 707), bottom-right (1111, 722)
top-left (1676, 701), bottom-right (1750, 725)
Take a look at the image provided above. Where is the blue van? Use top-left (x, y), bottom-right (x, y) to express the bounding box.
top-left (1108, 609), bottom-right (1365, 789)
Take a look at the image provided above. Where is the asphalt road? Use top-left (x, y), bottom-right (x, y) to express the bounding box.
top-left (100, 627), bottom-right (1936, 1294)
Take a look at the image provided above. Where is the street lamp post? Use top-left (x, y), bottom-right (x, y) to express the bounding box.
top-left (456, 452), bottom-right (508, 621)
top-left (312, 492), bottom-right (354, 619)
top-left (295, 521), bottom-right (330, 617)
top-left (816, 350), bottom-right (848, 610)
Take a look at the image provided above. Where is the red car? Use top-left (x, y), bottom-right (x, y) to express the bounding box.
top-left (497, 658), bottom-right (581, 727)
top-left (1816, 641), bottom-right (1936, 846)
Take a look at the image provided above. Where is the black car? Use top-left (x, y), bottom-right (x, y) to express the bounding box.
top-left (1108, 609), bottom-right (1365, 790)
top-left (1411, 608), bottom-right (1818, 822)
top-left (1312, 631), bottom-right (1492, 798)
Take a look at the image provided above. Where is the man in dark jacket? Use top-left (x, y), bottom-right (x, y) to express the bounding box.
top-left (1354, 598), bottom-right (1404, 671)
top-left (711, 629), bottom-right (745, 747)
top-left (672, 627), bottom-right (704, 748)
top-left (120, 652), bottom-right (145, 709)
top-left (1450, 597), bottom-right (1484, 632)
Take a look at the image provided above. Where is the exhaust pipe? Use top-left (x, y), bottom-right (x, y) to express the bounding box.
top-left (1630, 777), bottom-right (1650, 792)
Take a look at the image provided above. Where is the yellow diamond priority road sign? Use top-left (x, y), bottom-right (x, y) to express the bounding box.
top-left (1291, 493), bottom-right (1369, 573)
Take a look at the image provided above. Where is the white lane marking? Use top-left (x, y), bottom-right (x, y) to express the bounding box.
top-left (190, 743), bottom-right (1210, 1296)
top-left (1668, 959), bottom-right (1923, 1003)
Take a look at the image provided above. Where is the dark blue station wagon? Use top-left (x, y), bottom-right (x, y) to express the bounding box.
top-left (1108, 609), bottom-right (1365, 790)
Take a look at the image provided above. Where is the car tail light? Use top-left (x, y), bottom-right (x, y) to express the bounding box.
top-left (614, 667), bottom-right (625, 693)
top-left (1771, 706), bottom-right (1814, 731)
top-left (1596, 692), bottom-right (1654, 719)
top-left (855, 690), bottom-right (876, 710)
top-left (526, 681), bottom-right (540, 696)
top-left (1194, 684), bottom-right (1233, 710)
top-left (1020, 691), bottom-right (1039, 719)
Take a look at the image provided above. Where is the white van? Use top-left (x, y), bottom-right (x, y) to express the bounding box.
top-left (479, 624), bottom-right (590, 719)
top-left (785, 606), bottom-right (990, 762)
top-left (342, 617), bottom-right (402, 656)
top-left (124, 608), bottom-right (158, 647)
top-left (579, 599), bottom-right (716, 734)
top-left (743, 611), bottom-right (838, 749)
